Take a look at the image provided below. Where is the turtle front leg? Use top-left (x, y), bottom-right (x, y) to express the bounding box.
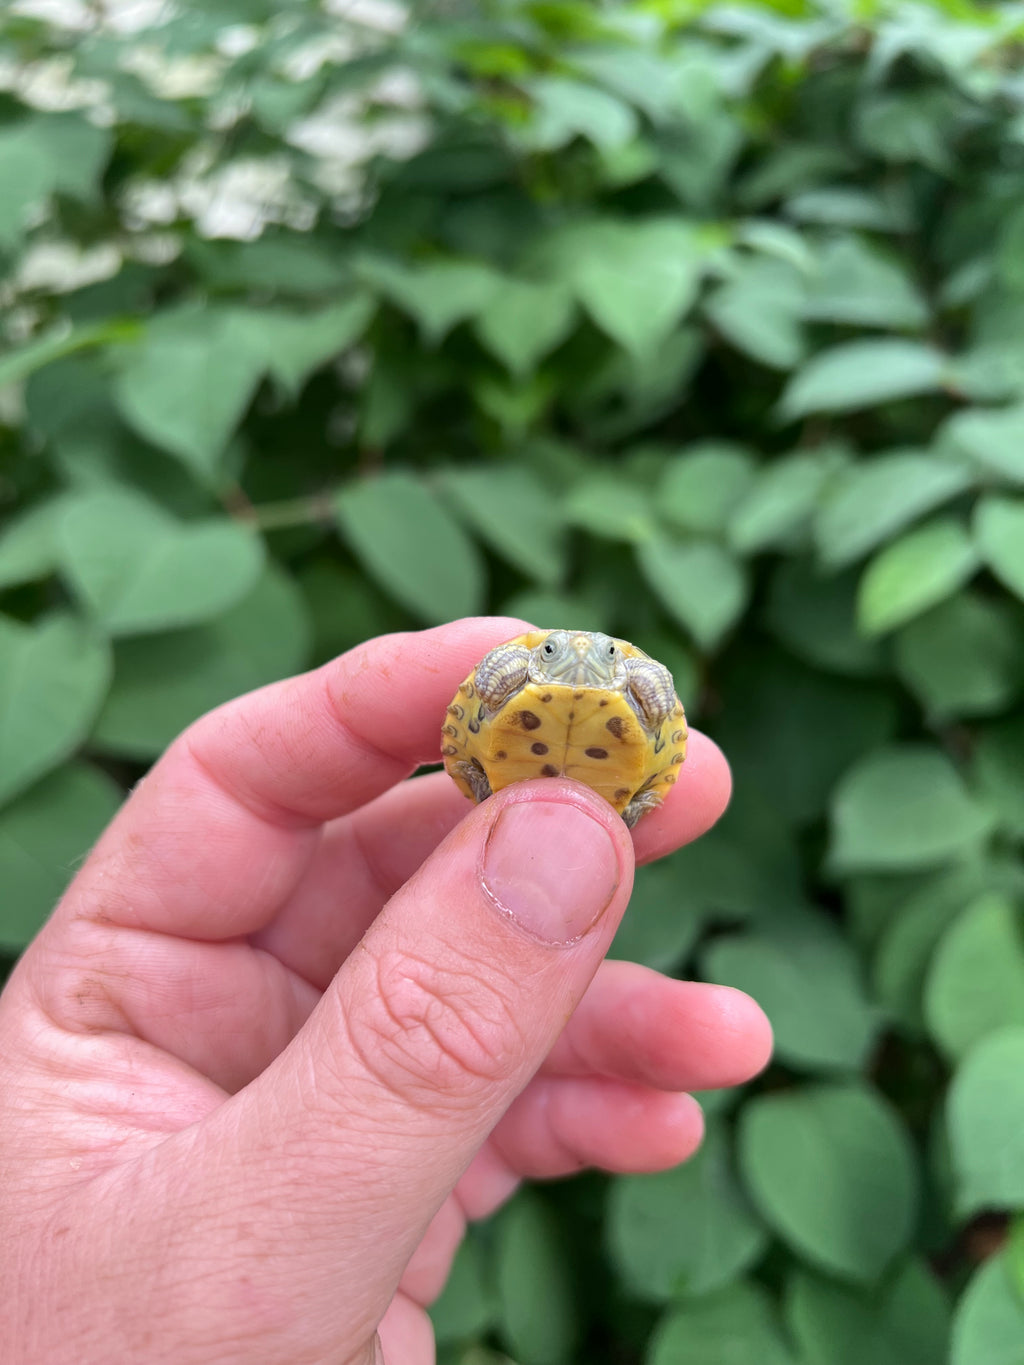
top-left (473, 642), bottom-right (531, 711)
top-left (623, 656), bottom-right (678, 732)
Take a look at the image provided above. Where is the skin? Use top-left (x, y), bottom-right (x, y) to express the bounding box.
top-left (0, 617), bottom-right (772, 1365)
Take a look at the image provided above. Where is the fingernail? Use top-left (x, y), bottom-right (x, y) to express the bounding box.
top-left (482, 799), bottom-right (619, 944)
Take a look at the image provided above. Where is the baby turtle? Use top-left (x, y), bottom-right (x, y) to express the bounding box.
top-left (441, 629), bottom-right (686, 828)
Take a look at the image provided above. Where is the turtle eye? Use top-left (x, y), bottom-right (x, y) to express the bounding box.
top-left (606, 643), bottom-right (616, 658)
top-left (543, 641), bottom-right (556, 657)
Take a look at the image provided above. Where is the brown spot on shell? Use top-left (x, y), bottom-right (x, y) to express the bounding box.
top-left (442, 744), bottom-right (458, 756)
top-left (568, 711), bottom-right (575, 721)
top-left (448, 704), bottom-right (464, 719)
top-left (585, 747), bottom-right (609, 759)
top-left (531, 742), bottom-right (549, 755)
top-left (540, 764), bottom-right (559, 777)
top-left (664, 773), bottom-right (677, 784)
top-left (541, 692), bottom-right (552, 702)
top-left (464, 683), bottom-right (475, 699)
top-left (468, 719), bottom-right (481, 735)
top-left (614, 788), bottom-right (631, 802)
top-left (516, 710), bottom-right (541, 731)
top-left (671, 753), bottom-right (684, 764)
top-left (573, 690), bottom-right (584, 699)
top-left (672, 729), bottom-right (684, 743)
top-left (495, 750), bottom-right (507, 761)
top-left (599, 698), bottom-right (609, 707)
top-left (606, 716), bottom-right (627, 740)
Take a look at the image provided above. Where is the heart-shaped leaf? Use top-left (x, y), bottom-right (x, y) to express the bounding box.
top-left (0, 613), bottom-right (111, 807)
top-left (58, 489), bottom-right (265, 637)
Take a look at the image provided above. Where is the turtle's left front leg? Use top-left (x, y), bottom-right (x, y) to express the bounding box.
top-left (623, 656), bottom-right (678, 732)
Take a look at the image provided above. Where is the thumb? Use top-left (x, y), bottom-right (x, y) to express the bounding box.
top-left (186, 780), bottom-right (633, 1358)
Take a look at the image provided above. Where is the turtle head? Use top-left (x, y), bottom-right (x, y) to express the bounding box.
top-left (528, 630), bottom-right (629, 689)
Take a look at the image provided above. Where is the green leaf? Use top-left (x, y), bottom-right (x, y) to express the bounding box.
top-left (0, 763), bottom-right (123, 951)
top-left (925, 894), bottom-right (1024, 1062)
top-left (788, 1261), bottom-right (951, 1365)
top-left (440, 467), bottom-right (566, 585)
top-left (952, 1252), bottom-right (1024, 1365)
top-left (856, 90), bottom-right (955, 173)
top-left (738, 1084), bottom-right (918, 1284)
top-left (608, 858), bottom-right (707, 971)
top-left (0, 318), bottom-right (139, 390)
top-left (525, 76), bottom-right (638, 151)
top-left (944, 404), bottom-right (1024, 484)
top-left (501, 588), bottom-right (608, 634)
top-left (297, 561), bottom-right (405, 666)
top-left (607, 1122), bottom-right (768, 1302)
top-left (430, 1230), bottom-right (495, 1348)
top-left (661, 786), bottom-right (805, 923)
top-left (705, 257), bottom-right (806, 370)
top-left (494, 1192), bottom-right (577, 1365)
top-left (716, 650), bottom-right (897, 825)
top-left (0, 495), bottom-right (73, 590)
top-left (58, 489), bottom-right (265, 637)
top-left (0, 613), bottom-right (111, 808)
top-left (91, 565), bottom-right (311, 758)
top-left (894, 593), bottom-right (1024, 720)
top-left (948, 1027), bottom-right (1024, 1214)
top-left (857, 516), bottom-right (979, 636)
top-left (802, 236), bottom-right (928, 330)
top-left (705, 913), bottom-right (879, 1073)
top-left (637, 537), bottom-right (748, 650)
top-left (975, 497), bottom-right (1024, 601)
top-left (873, 861), bottom-right (1024, 1033)
top-left (658, 443), bottom-right (757, 535)
top-left (563, 479), bottom-right (657, 542)
top-left (779, 340), bottom-right (947, 420)
top-left (729, 449), bottom-right (840, 554)
top-left (786, 186), bottom-right (912, 232)
top-left (647, 1281), bottom-right (799, 1365)
top-left (814, 452), bottom-right (972, 571)
top-left (765, 560), bottom-right (884, 677)
top-left (830, 744), bottom-right (993, 873)
top-left (555, 219), bottom-right (707, 358)
top-left (335, 474), bottom-right (485, 624)
top-left (0, 114), bottom-right (111, 246)
top-left (114, 309), bottom-right (267, 481)
top-left (473, 279), bottom-right (576, 376)
top-left (258, 297), bottom-right (377, 396)
top-left (359, 257), bottom-right (503, 344)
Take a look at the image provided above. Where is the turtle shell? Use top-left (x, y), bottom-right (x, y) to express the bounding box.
top-left (441, 629), bottom-right (686, 824)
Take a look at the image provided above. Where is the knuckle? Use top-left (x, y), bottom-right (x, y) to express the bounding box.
top-left (346, 949), bottom-right (523, 1108)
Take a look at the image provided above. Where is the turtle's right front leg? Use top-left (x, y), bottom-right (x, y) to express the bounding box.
top-left (472, 643), bottom-right (531, 711)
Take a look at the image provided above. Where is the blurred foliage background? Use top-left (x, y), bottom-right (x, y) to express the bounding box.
top-left (3, 0), bottom-right (1024, 1359)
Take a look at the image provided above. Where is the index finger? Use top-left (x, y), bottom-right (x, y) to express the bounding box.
top-left (57, 617), bottom-right (533, 940)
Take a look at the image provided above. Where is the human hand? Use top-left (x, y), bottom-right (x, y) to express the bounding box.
top-left (0, 618), bottom-right (771, 1365)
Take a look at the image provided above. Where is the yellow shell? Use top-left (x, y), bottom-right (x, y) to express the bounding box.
top-left (441, 629), bottom-right (686, 826)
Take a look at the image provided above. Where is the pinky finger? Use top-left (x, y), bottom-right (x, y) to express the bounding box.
top-left (491, 1076), bottom-right (704, 1180)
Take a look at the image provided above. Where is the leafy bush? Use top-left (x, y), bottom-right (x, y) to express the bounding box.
top-left (3, 0), bottom-right (1024, 1359)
